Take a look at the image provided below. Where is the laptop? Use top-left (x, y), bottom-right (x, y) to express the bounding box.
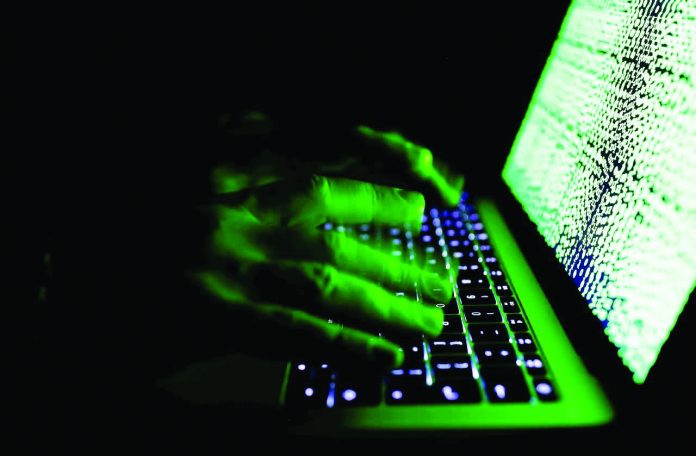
top-left (159, 0), bottom-right (696, 436)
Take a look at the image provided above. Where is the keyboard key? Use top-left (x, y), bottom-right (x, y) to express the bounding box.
top-left (334, 380), bottom-right (381, 407)
top-left (285, 381), bottom-right (330, 408)
top-left (386, 377), bottom-right (431, 404)
top-left (500, 297), bottom-right (520, 313)
top-left (389, 365), bottom-right (426, 378)
top-left (332, 366), bottom-right (382, 407)
top-left (480, 366), bottom-right (531, 402)
top-left (428, 336), bottom-right (469, 355)
top-left (523, 355), bottom-right (547, 376)
top-left (292, 362), bottom-right (331, 382)
top-left (468, 323), bottom-right (510, 343)
top-left (494, 284), bottom-right (513, 296)
top-left (514, 333), bottom-right (537, 353)
top-left (483, 255), bottom-right (498, 264)
top-left (457, 263), bottom-right (483, 274)
top-left (457, 256), bottom-right (483, 268)
top-left (458, 269), bottom-right (486, 280)
top-left (474, 343), bottom-right (517, 366)
top-left (533, 379), bottom-right (558, 401)
top-left (474, 243), bottom-right (494, 253)
top-left (403, 342), bottom-right (424, 364)
top-left (460, 291), bottom-right (496, 305)
top-left (507, 314), bottom-right (529, 332)
top-left (432, 297), bottom-right (459, 315)
top-left (451, 237), bottom-right (473, 248)
top-left (464, 306), bottom-right (502, 323)
top-left (430, 380), bottom-right (481, 403)
top-left (285, 364), bottom-right (331, 408)
top-left (432, 356), bottom-right (473, 379)
top-left (458, 276), bottom-right (490, 291)
top-left (442, 315), bottom-right (464, 334)
top-left (469, 222), bottom-right (484, 232)
top-left (485, 269), bottom-right (506, 284)
top-left (387, 377), bottom-right (481, 404)
top-left (450, 250), bottom-right (479, 261)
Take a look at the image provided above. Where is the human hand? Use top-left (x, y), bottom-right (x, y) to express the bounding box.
top-left (214, 112), bottom-right (464, 206)
top-left (195, 115), bottom-right (465, 369)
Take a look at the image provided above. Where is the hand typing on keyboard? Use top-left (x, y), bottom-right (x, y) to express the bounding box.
top-left (194, 113), bottom-right (464, 368)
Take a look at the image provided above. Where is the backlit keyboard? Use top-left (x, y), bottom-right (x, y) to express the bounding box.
top-left (285, 196), bottom-right (557, 407)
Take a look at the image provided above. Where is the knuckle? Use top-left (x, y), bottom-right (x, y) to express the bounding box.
top-left (367, 184), bottom-right (378, 221)
top-left (329, 325), bottom-right (351, 350)
top-left (321, 231), bottom-right (346, 263)
top-left (327, 325), bottom-right (358, 356)
top-left (411, 147), bottom-right (434, 175)
top-left (328, 324), bottom-right (345, 345)
top-left (308, 173), bottom-right (330, 206)
top-left (265, 307), bottom-right (296, 327)
top-left (302, 262), bottom-right (338, 301)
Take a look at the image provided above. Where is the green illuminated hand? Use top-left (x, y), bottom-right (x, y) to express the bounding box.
top-left (194, 114), bottom-right (464, 369)
top-left (214, 112), bottom-right (464, 206)
top-left (353, 125), bottom-right (465, 207)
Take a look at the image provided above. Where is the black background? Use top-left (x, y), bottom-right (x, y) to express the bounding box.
top-left (10, 1), bottom-right (692, 451)
top-left (9, 1), bottom-right (564, 177)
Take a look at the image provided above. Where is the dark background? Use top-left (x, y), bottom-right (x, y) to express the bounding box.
top-left (8, 1), bottom-right (566, 180)
top-left (16, 0), bottom-right (690, 451)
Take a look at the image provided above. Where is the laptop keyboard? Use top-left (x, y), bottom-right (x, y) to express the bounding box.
top-left (285, 196), bottom-right (558, 407)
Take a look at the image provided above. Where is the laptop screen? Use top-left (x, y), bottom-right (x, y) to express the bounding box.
top-left (502, 0), bottom-right (696, 383)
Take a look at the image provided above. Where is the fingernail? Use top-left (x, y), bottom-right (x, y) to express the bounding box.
top-left (395, 187), bottom-right (425, 206)
top-left (444, 176), bottom-right (465, 205)
top-left (414, 147), bottom-right (434, 173)
top-left (396, 189), bottom-right (425, 224)
top-left (356, 125), bottom-right (375, 138)
top-left (421, 307), bottom-right (444, 337)
top-left (370, 339), bottom-right (404, 367)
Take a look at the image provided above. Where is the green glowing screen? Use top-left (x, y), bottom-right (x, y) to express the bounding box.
top-left (503, 0), bottom-right (696, 383)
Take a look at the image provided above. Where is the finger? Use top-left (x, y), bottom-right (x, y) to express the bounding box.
top-left (213, 175), bottom-right (426, 228)
top-left (262, 306), bottom-right (406, 367)
top-left (239, 261), bottom-right (444, 338)
top-left (356, 125), bottom-right (465, 206)
top-left (210, 206), bottom-right (268, 263)
top-left (313, 230), bottom-right (451, 300)
top-left (316, 176), bottom-right (426, 227)
top-left (212, 214), bottom-right (451, 299)
top-left (197, 270), bottom-right (405, 367)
